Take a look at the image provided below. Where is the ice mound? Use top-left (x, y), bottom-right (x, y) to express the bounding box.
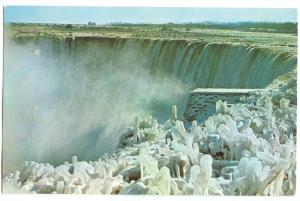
top-left (3, 73), bottom-right (296, 195)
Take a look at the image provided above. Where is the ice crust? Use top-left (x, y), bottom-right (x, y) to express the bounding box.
top-left (3, 72), bottom-right (296, 195)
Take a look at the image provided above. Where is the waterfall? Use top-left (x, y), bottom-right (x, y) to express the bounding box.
top-left (3, 36), bottom-right (296, 173)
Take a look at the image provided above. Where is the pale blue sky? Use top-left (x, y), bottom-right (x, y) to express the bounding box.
top-left (4, 6), bottom-right (297, 24)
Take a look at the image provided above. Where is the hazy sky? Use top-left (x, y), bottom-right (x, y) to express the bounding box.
top-left (4, 6), bottom-right (297, 24)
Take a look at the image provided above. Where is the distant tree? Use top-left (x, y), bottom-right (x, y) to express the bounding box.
top-left (161, 24), bottom-right (172, 31)
top-left (88, 22), bottom-right (96, 26)
top-left (65, 24), bottom-right (72, 29)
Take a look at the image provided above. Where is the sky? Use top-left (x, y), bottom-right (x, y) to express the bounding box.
top-left (4, 6), bottom-right (297, 24)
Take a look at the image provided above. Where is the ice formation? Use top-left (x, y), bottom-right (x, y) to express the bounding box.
top-left (2, 69), bottom-right (296, 195)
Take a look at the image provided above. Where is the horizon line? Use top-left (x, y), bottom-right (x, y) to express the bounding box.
top-left (4, 21), bottom-right (298, 25)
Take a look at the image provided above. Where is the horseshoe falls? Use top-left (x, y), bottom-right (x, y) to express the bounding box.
top-left (3, 35), bottom-right (296, 176)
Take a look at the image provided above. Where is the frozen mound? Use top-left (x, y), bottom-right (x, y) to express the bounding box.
top-left (3, 71), bottom-right (296, 195)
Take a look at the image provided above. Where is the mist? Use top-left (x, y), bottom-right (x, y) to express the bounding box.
top-left (3, 37), bottom-right (189, 174)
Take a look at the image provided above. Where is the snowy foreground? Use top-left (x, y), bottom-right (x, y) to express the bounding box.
top-left (3, 74), bottom-right (296, 195)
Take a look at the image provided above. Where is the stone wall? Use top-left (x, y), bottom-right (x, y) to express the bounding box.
top-left (184, 88), bottom-right (254, 122)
